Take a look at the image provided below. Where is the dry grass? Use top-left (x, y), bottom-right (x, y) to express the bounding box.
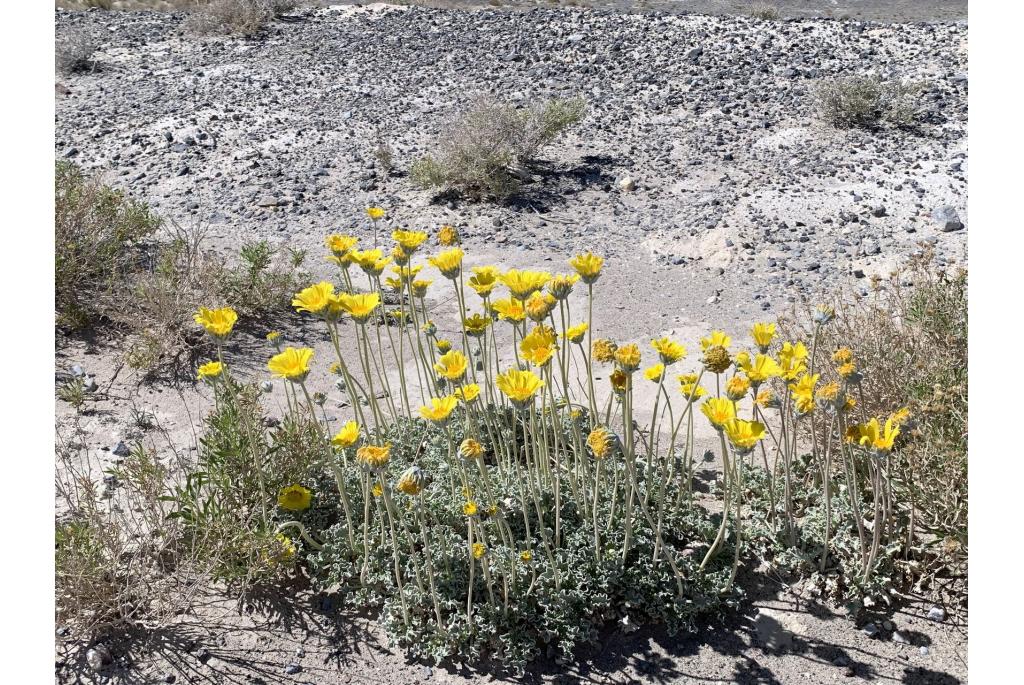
top-left (184, 0), bottom-right (300, 36)
top-left (747, 2), bottom-right (780, 21)
top-left (814, 75), bottom-right (926, 130)
top-left (56, 28), bottom-right (99, 76)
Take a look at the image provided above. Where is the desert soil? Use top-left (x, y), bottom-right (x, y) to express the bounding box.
top-left (55, 3), bottom-right (967, 684)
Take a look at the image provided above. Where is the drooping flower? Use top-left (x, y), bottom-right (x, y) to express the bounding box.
top-left (751, 323), bottom-right (777, 352)
top-left (420, 395), bottom-right (459, 423)
top-left (524, 291), bottom-right (557, 322)
top-left (292, 281), bottom-right (335, 315)
top-left (455, 383), bottom-right (480, 404)
top-left (496, 368), bottom-right (544, 405)
top-left (428, 247), bottom-right (464, 279)
top-left (587, 426), bottom-right (614, 459)
top-left (437, 225), bottom-right (460, 246)
top-left (547, 273), bottom-right (580, 300)
top-left (701, 397), bottom-right (737, 429)
top-left (463, 313), bottom-right (492, 337)
top-left (700, 330), bottom-right (732, 351)
top-left (366, 206), bottom-right (385, 221)
top-left (615, 344), bottom-right (642, 373)
top-left (490, 297), bottom-right (526, 323)
top-left (197, 360), bottom-right (224, 382)
top-left (331, 421), bottom-right (360, 449)
top-left (434, 350), bottom-right (468, 381)
top-left (392, 229), bottom-right (428, 253)
top-left (356, 443), bottom-right (391, 470)
top-left (194, 306), bottom-right (238, 339)
top-left (592, 339), bottom-right (618, 364)
top-left (651, 337), bottom-right (686, 365)
top-left (722, 418), bottom-right (766, 453)
top-left (396, 466), bottom-right (428, 496)
top-left (609, 369), bottom-right (629, 394)
top-left (564, 322), bottom-right (588, 344)
top-left (467, 266), bottom-right (500, 298)
top-left (644, 363), bottom-right (665, 383)
top-left (725, 375), bottom-right (751, 401)
top-left (459, 438), bottom-right (484, 461)
top-left (268, 347), bottom-right (314, 382)
top-left (501, 269), bottom-right (551, 300)
top-left (569, 252), bottom-right (604, 284)
top-left (278, 484), bottom-right (312, 512)
top-left (338, 292), bottom-right (381, 324)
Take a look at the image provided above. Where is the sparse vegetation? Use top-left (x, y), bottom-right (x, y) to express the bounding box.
top-left (56, 28), bottom-right (98, 76)
top-left (814, 75), bottom-right (926, 129)
top-left (185, 0), bottom-right (300, 36)
top-left (411, 95), bottom-right (586, 199)
top-left (747, 3), bottom-right (780, 21)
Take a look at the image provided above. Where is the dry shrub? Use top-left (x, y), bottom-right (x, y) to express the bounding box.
top-left (56, 28), bottom-right (98, 76)
top-left (747, 2), bottom-right (780, 20)
top-left (185, 0), bottom-right (299, 36)
top-left (411, 95), bottom-right (586, 199)
top-left (814, 75), bottom-right (926, 130)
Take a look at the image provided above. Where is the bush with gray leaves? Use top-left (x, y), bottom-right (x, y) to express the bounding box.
top-left (814, 75), bottom-right (926, 130)
top-left (56, 28), bottom-right (97, 76)
top-left (186, 0), bottom-right (300, 37)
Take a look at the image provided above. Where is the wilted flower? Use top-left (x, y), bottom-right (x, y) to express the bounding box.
top-left (434, 350), bottom-right (468, 381)
top-left (569, 252), bottom-right (604, 284)
top-left (815, 382), bottom-right (842, 411)
top-left (396, 466), bottom-right (428, 496)
top-left (547, 273), bottom-right (580, 300)
top-left (197, 360), bottom-right (224, 382)
top-left (331, 421), bottom-right (360, 449)
top-left (609, 369), bottom-right (629, 394)
top-left (525, 291), bottom-right (557, 322)
top-left (268, 347), bottom-right (314, 382)
top-left (459, 438), bottom-right (484, 461)
top-left (356, 443), bottom-right (391, 470)
top-left (593, 338), bottom-right (617, 364)
top-left (832, 347), bottom-right (854, 365)
top-left (420, 395), bottom-right (459, 423)
top-left (496, 368), bottom-right (544, 406)
top-left (429, 247), bottom-right (464, 279)
top-left (813, 304), bottom-right (836, 325)
top-left (421, 320), bottom-right (437, 337)
top-left (587, 426), bottom-right (614, 459)
top-left (755, 388), bottom-right (778, 409)
top-left (194, 306), bottom-right (238, 340)
top-left (278, 484), bottom-right (312, 512)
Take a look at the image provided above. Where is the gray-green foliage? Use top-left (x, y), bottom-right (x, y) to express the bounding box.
top-left (814, 76), bottom-right (926, 129)
top-left (186, 0), bottom-right (300, 36)
top-left (411, 96), bottom-right (587, 199)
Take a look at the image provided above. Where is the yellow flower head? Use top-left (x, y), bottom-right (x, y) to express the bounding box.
top-left (889, 407), bottom-right (912, 425)
top-left (392, 229), bottom-right (428, 253)
top-left (396, 466), bottom-right (428, 496)
top-left (266, 331), bottom-right (281, 344)
top-left (390, 246), bottom-right (410, 267)
top-left (331, 421), bottom-right (360, 449)
top-left (789, 372), bottom-right (819, 414)
top-left (490, 297), bottom-right (526, 323)
top-left (703, 345), bottom-right (732, 374)
top-left (743, 354), bottom-right (783, 384)
top-left (755, 388), bottom-right (778, 409)
top-left (270, 533), bottom-right (297, 564)
top-left (644, 363), bottom-right (665, 383)
top-left (815, 382), bottom-right (841, 404)
top-left (778, 342), bottom-right (809, 380)
top-left (429, 247), bottom-right (464, 279)
top-left (587, 426), bottom-right (615, 459)
top-left (420, 395), bottom-right (459, 423)
top-left (292, 281), bottom-right (335, 315)
top-left (472, 542), bottom-right (487, 559)
top-left (437, 225), bottom-right (460, 246)
top-left (392, 264), bottom-right (423, 283)
top-left (455, 383), bottom-right (481, 404)
top-left (520, 326), bottom-right (557, 366)
top-left (501, 269), bottom-right (551, 300)
top-left (722, 418), bottom-right (766, 453)
top-left (700, 330), bottom-right (732, 351)
top-left (278, 484), bottom-right (312, 512)
top-left (832, 346), bottom-right (854, 365)
top-left (701, 397), bottom-right (737, 429)
top-left (520, 550), bottom-right (533, 563)
top-left (838, 362), bottom-right (858, 379)
top-left (434, 350), bottom-right (468, 381)
top-left (356, 443), bottom-right (391, 470)
top-left (813, 304), bottom-right (836, 325)
top-left (468, 266), bottom-right (500, 298)
top-left (564, 322), bottom-right (588, 344)
top-left (463, 313), bottom-right (492, 337)
top-left (403, 279), bottom-right (427, 299)
top-left (197, 360), bottom-right (224, 382)
top-left (350, 247), bottom-right (383, 270)
top-left (842, 396), bottom-right (857, 412)
top-left (610, 369), bottom-right (629, 394)
top-left (651, 337), bottom-right (686, 365)
top-left (846, 417), bottom-right (900, 453)
top-left (436, 339), bottom-right (452, 354)
top-left (679, 379), bottom-right (707, 401)
top-left (547, 273), bottom-right (580, 300)
top-left (496, 368), bottom-right (544, 406)
top-left (569, 252), bottom-right (604, 284)
top-left (463, 500), bottom-right (478, 517)
top-left (371, 482), bottom-right (384, 498)
top-left (615, 343), bottom-right (642, 373)
top-left (751, 323), bottom-right (777, 352)
top-left (325, 234), bottom-right (358, 257)
top-left (366, 206), bottom-right (385, 221)
top-left (726, 375), bottom-right (751, 401)
top-left (525, 291), bottom-right (557, 322)
top-left (421, 320), bottom-right (437, 337)
top-left (338, 292), bottom-right (381, 324)
top-left (194, 306), bottom-right (238, 339)
top-left (459, 438), bottom-right (484, 461)
top-left (592, 338), bottom-right (618, 364)
top-left (268, 347), bottom-right (314, 382)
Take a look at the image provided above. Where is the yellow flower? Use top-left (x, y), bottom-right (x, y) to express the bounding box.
top-left (292, 282), bottom-right (335, 315)
top-left (587, 426), bottom-right (614, 459)
top-left (520, 326), bottom-right (557, 366)
top-left (889, 407), bottom-right (911, 425)
top-left (838, 362), bottom-right (857, 379)
top-left (547, 273), bottom-right (580, 300)
top-left (437, 225), bottom-right (460, 246)
top-left (644, 363), bottom-right (665, 383)
top-left (615, 344), bottom-right (641, 372)
top-left (722, 418), bottom-right (766, 453)
top-left (270, 533), bottom-right (297, 564)
top-left (392, 229), bottom-right (428, 252)
top-left (371, 482), bottom-right (383, 498)
top-left (832, 347), bottom-right (854, 365)
top-left (325, 234), bottom-right (358, 257)
top-left (455, 383), bottom-right (480, 404)
top-left (435, 339), bottom-right (452, 354)
top-left (338, 292), bottom-right (381, 324)
top-left (428, 247), bottom-right (464, 279)
top-left (268, 347), bottom-right (314, 382)
top-left (525, 291), bottom-right (557, 322)
top-left (743, 354), bottom-right (783, 384)
top-left (778, 342), bottom-right (809, 380)
top-left (459, 438), bottom-right (484, 460)
top-left (609, 369), bottom-right (629, 394)
top-left (197, 360), bottom-right (224, 382)
top-left (278, 484), bottom-right (312, 512)
top-left (396, 466), bottom-right (427, 496)
top-left (463, 500), bottom-right (478, 517)
top-left (366, 206), bottom-right (385, 221)
top-left (701, 397), bottom-right (736, 428)
top-left (816, 382), bottom-right (840, 402)
top-left (356, 443), bottom-right (391, 470)
top-left (331, 421), bottom-right (360, 449)
top-left (679, 381), bottom-right (707, 401)
top-left (496, 368), bottom-right (544, 405)
top-left (651, 337), bottom-right (686, 365)
top-left (703, 345), bottom-right (732, 374)
top-left (755, 388), bottom-right (777, 408)
top-left (350, 247), bottom-right (384, 270)
top-left (471, 542), bottom-right (487, 559)
top-left (392, 264), bottom-right (423, 283)
top-left (592, 338), bottom-right (618, 364)
top-left (813, 304), bottom-right (836, 325)
top-left (194, 306), bottom-right (238, 339)
top-left (463, 313), bottom-right (492, 337)
top-left (750, 323), bottom-right (777, 352)
top-left (789, 372), bottom-right (819, 414)
top-left (326, 251), bottom-right (355, 269)
top-left (490, 297), bottom-right (526, 323)
top-left (419, 395), bottom-right (459, 423)
top-left (501, 269), bottom-right (551, 299)
top-left (569, 252), bottom-right (604, 284)
top-left (726, 375), bottom-right (751, 401)
top-left (384, 276), bottom-right (404, 292)
top-left (846, 417), bottom-right (899, 452)
top-left (391, 246), bottom-right (410, 267)
top-left (434, 350), bottom-right (468, 381)
top-left (468, 266), bottom-right (500, 298)
top-left (564, 322), bottom-right (588, 344)
top-left (520, 550), bottom-right (533, 563)
top-left (266, 331), bottom-right (281, 343)
top-left (411, 279), bottom-right (432, 298)
top-left (700, 330), bottom-right (732, 351)
top-left (842, 396), bottom-right (857, 412)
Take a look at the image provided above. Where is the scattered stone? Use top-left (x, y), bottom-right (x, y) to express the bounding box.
top-left (86, 645), bottom-right (113, 672)
top-left (862, 623), bottom-right (879, 638)
top-left (892, 630), bottom-right (910, 645)
top-left (112, 441), bottom-right (131, 457)
top-left (285, 663), bottom-right (302, 675)
top-left (617, 176), bottom-right (636, 192)
top-left (932, 205), bottom-right (963, 232)
top-left (927, 606), bottom-right (946, 622)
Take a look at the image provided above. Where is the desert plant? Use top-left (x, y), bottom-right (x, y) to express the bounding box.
top-left (747, 2), bottom-right (780, 20)
top-left (56, 28), bottom-right (98, 76)
top-left (814, 75), bottom-right (926, 129)
top-left (185, 0), bottom-right (299, 36)
top-left (411, 95), bottom-right (586, 199)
